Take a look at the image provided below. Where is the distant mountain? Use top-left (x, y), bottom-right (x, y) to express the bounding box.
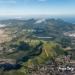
top-left (0, 18), bottom-right (75, 38)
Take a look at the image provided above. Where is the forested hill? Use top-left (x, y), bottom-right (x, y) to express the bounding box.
top-left (0, 18), bottom-right (75, 39)
top-left (0, 18), bottom-right (75, 75)
top-left (0, 18), bottom-right (74, 30)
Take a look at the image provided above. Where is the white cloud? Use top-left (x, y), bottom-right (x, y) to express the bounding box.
top-left (38, 0), bottom-right (47, 2)
top-left (27, 0), bottom-right (47, 2)
top-left (0, 0), bottom-right (17, 4)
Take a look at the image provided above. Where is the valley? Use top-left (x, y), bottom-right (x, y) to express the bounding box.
top-left (0, 18), bottom-right (75, 75)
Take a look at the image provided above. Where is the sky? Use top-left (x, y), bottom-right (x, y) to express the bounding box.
top-left (0, 0), bottom-right (75, 17)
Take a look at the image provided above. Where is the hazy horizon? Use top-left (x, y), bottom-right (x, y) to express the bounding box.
top-left (0, 15), bottom-right (75, 23)
top-left (0, 0), bottom-right (75, 16)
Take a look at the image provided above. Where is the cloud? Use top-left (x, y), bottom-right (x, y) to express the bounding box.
top-left (0, 0), bottom-right (17, 4)
top-left (38, 0), bottom-right (47, 2)
top-left (27, 0), bottom-right (48, 2)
